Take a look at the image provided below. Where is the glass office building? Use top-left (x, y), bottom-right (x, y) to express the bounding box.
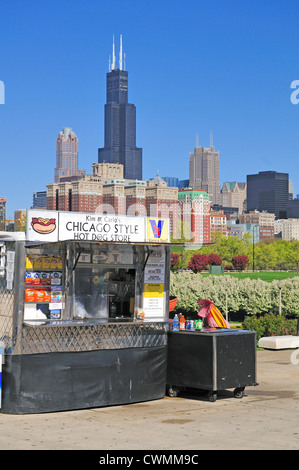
top-left (247, 171), bottom-right (289, 219)
top-left (32, 191), bottom-right (47, 208)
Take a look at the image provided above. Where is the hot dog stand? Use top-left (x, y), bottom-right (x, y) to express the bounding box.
top-left (0, 210), bottom-right (171, 414)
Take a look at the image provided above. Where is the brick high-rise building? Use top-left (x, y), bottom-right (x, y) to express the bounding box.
top-left (178, 189), bottom-right (211, 244)
top-left (54, 128), bottom-right (85, 183)
top-left (239, 210), bottom-right (275, 240)
top-left (145, 172), bottom-right (179, 238)
top-left (210, 210), bottom-right (228, 237)
top-left (47, 163), bottom-right (182, 238)
top-left (47, 176), bottom-right (103, 213)
top-left (102, 180), bottom-right (126, 215)
top-left (189, 142), bottom-right (220, 205)
top-left (47, 164), bottom-right (179, 236)
top-left (92, 162), bottom-right (123, 180)
top-left (221, 182), bottom-right (246, 214)
top-left (125, 180), bottom-right (147, 217)
top-left (275, 218), bottom-right (299, 241)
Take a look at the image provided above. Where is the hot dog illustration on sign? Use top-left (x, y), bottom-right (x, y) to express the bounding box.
top-left (31, 217), bottom-right (56, 234)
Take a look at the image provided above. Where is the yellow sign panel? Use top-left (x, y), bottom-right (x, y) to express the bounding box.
top-left (144, 283), bottom-right (164, 297)
top-left (146, 218), bottom-right (169, 243)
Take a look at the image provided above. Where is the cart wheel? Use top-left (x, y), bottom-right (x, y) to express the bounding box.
top-left (234, 387), bottom-right (245, 399)
top-left (167, 386), bottom-right (179, 397)
top-left (208, 391), bottom-right (217, 402)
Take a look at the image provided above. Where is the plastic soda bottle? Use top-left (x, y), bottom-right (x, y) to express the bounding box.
top-left (173, 314), bottom-right (179, 331)
top-left (179, 314), bottom-right (185, 330)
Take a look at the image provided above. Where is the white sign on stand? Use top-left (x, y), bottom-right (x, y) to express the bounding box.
top-left (26, 210), bottom-right (169, 244)
top-left (143, 297), bottom-right (164, 318)
top-left (143, 247), bottom-right (166, 320)
top-left (0, 244), bottom-right (5, 277)
top-left (58, 212), bottom-right (145, 243)
top-left (6, 251), bottom-right (15, 290)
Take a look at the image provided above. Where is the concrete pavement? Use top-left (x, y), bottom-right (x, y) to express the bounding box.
top-left (0, 348), bottom-right (299, 450)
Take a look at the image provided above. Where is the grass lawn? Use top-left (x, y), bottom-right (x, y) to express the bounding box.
top-left (199, 271), bottom-right (299, 282)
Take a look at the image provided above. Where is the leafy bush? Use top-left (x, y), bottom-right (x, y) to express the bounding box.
top-left (242, 314), bottom-right (297, 342)
top-left (170, 253), bottom-right (181, 271)
top-left (188, 254), bottom-right (209, 273)
top-left (170, 272), bottom-right (299, 318)
top-left (208, 253), bottom-right (222, 266)
top-left (232, 255), bottom-right (250, 271)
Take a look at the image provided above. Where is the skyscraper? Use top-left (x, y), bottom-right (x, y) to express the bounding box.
top-left (178, 189), bottom-right (211, 244)
top-left (32, 191), bottom-right (47, 208)
top-left (0, 197), bottom-right (7, 230)
top-left (221, 182), bottom-right (246, 214)
top-left (55, 128), bottom-right (85, 183)
top-left (189, 137), bottom-right (220, 205)
top-left (98, 35), bottom-right (143, 180)
top-left (246, 171), bottom-right (289, 219)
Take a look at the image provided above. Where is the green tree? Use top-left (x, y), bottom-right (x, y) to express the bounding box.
top-left (19, 213), bottom-right (27, 232)
top-left (290, 241), bottom-right (299, 270)
top-left (172, 232), bottom-right (299, 272)
top-left (216, 236), bottom-right (244, 264)
top-left (254, 242), bottom-right (278, 270)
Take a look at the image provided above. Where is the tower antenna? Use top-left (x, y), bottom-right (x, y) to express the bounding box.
top-left (210, 130), bottom-right (213, 147)
top-left (196, 132), bottom-right (199, 148)
top-left (112, 35), bottom-right (116, 70)
top-left (119, 34), bottom-right (123, 70)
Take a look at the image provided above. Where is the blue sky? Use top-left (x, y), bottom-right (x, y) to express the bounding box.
top-left (0, 0), bottom-right (299, 218)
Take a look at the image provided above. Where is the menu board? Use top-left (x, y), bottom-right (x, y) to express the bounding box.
top-left (143, 247), bottom-right (165, 319)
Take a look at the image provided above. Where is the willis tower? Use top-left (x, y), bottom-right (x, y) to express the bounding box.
top-left (98, 35), bottom-right (143, 180)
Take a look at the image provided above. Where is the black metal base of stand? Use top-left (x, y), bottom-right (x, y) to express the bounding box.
top-left (166, 329), bottom-right (257, 402)
top-left (2, 346), bottom-right (167, 414)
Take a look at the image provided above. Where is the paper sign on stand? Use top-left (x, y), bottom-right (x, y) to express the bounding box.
top-left (143, 247), bottom-right (166, 320)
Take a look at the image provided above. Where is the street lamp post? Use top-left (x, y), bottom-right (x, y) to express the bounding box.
top-left (252, 228), bottom-right (255, 272)
top-left (278, 281), bottom-right (282, 315)
top-left (225, 291), bottom-right (228, 323)
top-left (252, 225), bottom-right (258, 272)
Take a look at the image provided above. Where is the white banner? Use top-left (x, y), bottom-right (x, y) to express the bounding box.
top-left (58, 212), bottom-right (146, 242)
top-left (26, 210), bottom-right (169, 244)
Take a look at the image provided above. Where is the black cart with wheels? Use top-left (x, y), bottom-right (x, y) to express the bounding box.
top-left (166, 328), bottom-right (258, 402)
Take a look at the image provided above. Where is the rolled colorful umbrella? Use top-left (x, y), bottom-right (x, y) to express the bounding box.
top-left (198, 298), bottom-right (230, 328)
